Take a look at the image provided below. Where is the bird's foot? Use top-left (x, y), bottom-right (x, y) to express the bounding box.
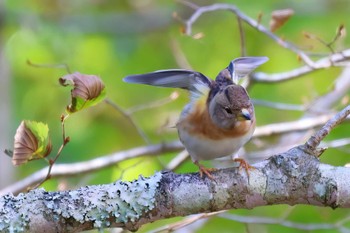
top-left (233, 158), bottom-right (255, 178)
top-left (194, 161), bottom-right (216, 180)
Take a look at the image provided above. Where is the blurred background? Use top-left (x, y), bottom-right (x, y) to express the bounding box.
top-left (1, 0), bottom-right (350, 232)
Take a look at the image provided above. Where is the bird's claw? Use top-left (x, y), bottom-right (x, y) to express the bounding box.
top-left (233, 158), bottom-right (255, 178)
top-left (194, 161), bottom-right (216, 180)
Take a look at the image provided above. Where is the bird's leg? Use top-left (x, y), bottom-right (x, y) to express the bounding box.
top-left (194, 161), bottom-right (216, 180)
top-left (233, 158), bottom-right (255, 178)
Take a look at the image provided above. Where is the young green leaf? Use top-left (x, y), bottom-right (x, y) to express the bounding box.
top-left (59, 72), bottom-right (106, 114)
top-left (12, 120), bottom-right (52, 166)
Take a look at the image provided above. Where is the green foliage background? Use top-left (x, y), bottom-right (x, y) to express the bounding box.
top-left (2, 0), bottom-right (350, 232)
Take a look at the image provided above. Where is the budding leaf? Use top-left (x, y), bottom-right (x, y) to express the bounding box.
top-left (59, 72), bottom-right (106, 114)
top-left (13, 120), bottom-right (52, 166)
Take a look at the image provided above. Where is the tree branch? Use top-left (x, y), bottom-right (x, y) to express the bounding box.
top-left (181, 2), bottom-right (350, 83)
top-left (1, 105), bottom-right (350, 232)
top-left (253, 49), bottom-right (350, 82)
top-left (0, 141), bottom-right (183, 196)
top-left (305, 105), bottom-right (350, 153)
top-left (1, 113), bottom-right (342, 196)
top-left (1, 146), bottom-right (350, 233)
top-left (183, 3), bottom-right (314, 67)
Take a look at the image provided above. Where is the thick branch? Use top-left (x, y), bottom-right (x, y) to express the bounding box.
top-left (1, 146), bottom-right (350, 232)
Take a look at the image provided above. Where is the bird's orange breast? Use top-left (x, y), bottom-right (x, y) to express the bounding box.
top-left (178, 100), bottom-right (254, 140)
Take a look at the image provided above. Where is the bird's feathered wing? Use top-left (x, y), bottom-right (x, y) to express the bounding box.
top-left (228, 57), bottom-right (269, 83)
top-left (123, 69), bottom-right (212, 100)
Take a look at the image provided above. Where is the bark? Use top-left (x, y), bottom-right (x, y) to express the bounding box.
top-left (1, 145), bottom-right (350, 232)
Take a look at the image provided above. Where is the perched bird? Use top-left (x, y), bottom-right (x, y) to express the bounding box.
top-left (124, 57), bottom-right (268, 178)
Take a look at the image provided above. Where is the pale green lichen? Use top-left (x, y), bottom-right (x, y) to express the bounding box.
top-left (44, 172), bottom-right (163, 228)
top-left (0, 189), bottom-right (45, 233)
top-left (0, 172), bottom-right (163, 232)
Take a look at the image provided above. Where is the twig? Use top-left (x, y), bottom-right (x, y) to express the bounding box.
top-left (126, 91), bottom-right (179, 114)
top-left (170, 39), bottom-right (193, 70)
top-left (304, 31), bottom-right (336, 54)
top-left (253, 114), bottom-right (335, 138)
top-left (252, 99), bottom-right (305, 111)
top-left (105, 98), bottom-right (151, 144)
top-left (219, 213), bottom-right (336, 231)
top-left (305, 105), bottom-right (350, 152)
top-left (304, 25), bottom-right (345, 54)
top-left (0, 141), bottom-right (183, 196)
top-left (148, 211), bottom-right (224, 233)
top-left (180, 3), bottom-right (350, 83)
top-left (321, 138), bottom-right (350, 149)
top-left (182, 3), bottom-right (315, 67)
top-left (236, 16), bottom-right (246, 57)
top-left (27, 60), bottom-right (72, 73)
top-left (165, 150), bottom-right (189, 170)
top-left (28, 115), bottom-right (70, 190)
top-left (252, 49), bottom-right (350, 82)
top-left (176, 0), bottom-right (199, 10)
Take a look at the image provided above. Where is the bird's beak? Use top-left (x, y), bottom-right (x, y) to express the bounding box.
top-left (238, 108), bottom-right (251, 121)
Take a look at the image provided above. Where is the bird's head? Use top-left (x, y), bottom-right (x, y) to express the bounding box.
top-left (208, 85), bottom-right (254, 130)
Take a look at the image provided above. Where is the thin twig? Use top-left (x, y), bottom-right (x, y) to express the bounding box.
top-left (165, 150), bottom-right (189, 170)
top-left (126, 91), bottom-right (179, 114)
top-left (105, 98), bottom-right (151, 144)
top-left (219, 213), bottom-right (336, 231)
top-left (148, 211), bottom-right (224, 233)
top-left (176, 0), bottom-right (199, 10)
top-left (236, 16), bottom-right (246, 57)
top-left (304, 25), bottom-right (345, 54)
top-left (253, 48), bottom-right (350, 82)
top-left (27, 60), bottom-right (72, 73)
top-left (0, 141), bottom-right (183, 196)
top-left (305, 105), bottom-right (350, 152)
top-left (29, 115), bottom-right (70, 190)
top-left (321, 138), bottom-right (350, 149)
top-left (304, 31), bottom-right (335, 53)
top-left (253, 114), bottom-right (335, 138)
top-left (170, 39), bottom-right (193, 70)
top-left (252, 99), bottom-right (305, 111)
top-left (182, 3), bottom-right (315, 67)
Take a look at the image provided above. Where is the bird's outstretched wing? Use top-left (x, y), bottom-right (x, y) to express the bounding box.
top-left (227, 57), bottom-right (269, 83)
top-left (123, 69), bottom-right (212, 98)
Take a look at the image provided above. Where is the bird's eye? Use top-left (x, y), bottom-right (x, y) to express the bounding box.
top-left (224, 106), bottom-right (232, 114)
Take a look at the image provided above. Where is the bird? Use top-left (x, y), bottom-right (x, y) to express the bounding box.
top-left (123, 57), bottom-right (268, 179)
